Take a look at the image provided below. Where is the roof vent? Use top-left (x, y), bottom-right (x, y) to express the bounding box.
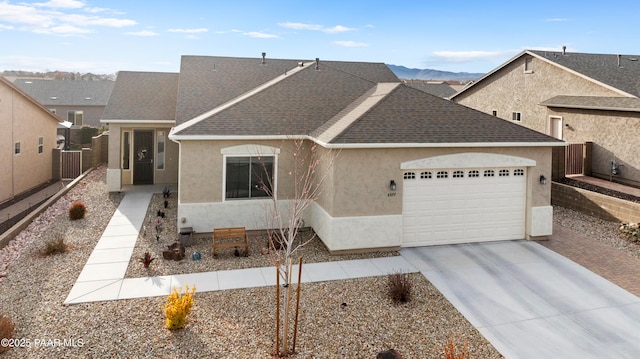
top-left (84, 97), bottom-right (91, 100)
top-left (315, 58), bottom-right (320, 70)
top-left (618, 54), bottom-right (621, 67)
top-left (630, 58), bottom-right (638, 61)
top-left (562, 46), bottom-right (566, 55)
top-left (298, 61), bottom-right (304, 67)
top-left (50, 96), bottom-right (57, 100)
top-left (261, 52), bottom-right (266, 65)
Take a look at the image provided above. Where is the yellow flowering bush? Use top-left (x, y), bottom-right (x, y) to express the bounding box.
top-left (163, 285), bottom-right (196, 330)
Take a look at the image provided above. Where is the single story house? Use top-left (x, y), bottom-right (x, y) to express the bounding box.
top-left (451, 49), bottom-right (640, 187)
top-left (104, 54), bottom-right (563, 252)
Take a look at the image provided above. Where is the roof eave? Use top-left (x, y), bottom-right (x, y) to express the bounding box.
top-left (101, 119), bottom-right (176, 124)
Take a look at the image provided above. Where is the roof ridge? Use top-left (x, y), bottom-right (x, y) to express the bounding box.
top-left (313, 82), bottom-right (400, 144)
top-left (171, 61), bottom-right (315, 136)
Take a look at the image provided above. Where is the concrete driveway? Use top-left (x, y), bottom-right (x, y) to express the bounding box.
top-left (401, 240), bottom-right (640, 358)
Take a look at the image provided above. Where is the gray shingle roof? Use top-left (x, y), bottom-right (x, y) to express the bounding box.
top-left (540, 95), bottom-right (640, 112)
top-left (13, 79), bottom-right (114, 106)
top-left (529, 50), bottom-right (640, 97)
top-left (330, 85), bottom-right (561, 144)
top-left (404, 82), bottom-right (457, 98)
top-left (102, 71), bottom-right (178, 121)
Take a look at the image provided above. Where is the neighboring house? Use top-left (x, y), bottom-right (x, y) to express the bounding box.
top-left (402, 80), bottom-right (458, 98)
top-left (14, 79), bottom-right (114, 147)
top-left (101, 71), bottom-right (180, 188)
top-left (104, 55), bottom-right (563, 252)
top-left (451, 49), bottom-right (640, 187)
top-left (0, 76), bottom-right (61, 204)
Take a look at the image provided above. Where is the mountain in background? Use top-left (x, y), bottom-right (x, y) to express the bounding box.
top-left (387, 64), bottom-right (484, 82)
top-left (1, 70), bottom-right (115, 81)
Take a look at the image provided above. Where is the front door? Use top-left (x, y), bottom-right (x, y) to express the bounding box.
top-left (133, 130), bottom-right (154, 184)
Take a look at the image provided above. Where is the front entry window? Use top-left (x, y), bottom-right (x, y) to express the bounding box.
top-left (225, 156), bottom-right (274, 199)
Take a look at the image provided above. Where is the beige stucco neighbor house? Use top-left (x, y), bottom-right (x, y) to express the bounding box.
top-left (0, 76), bottom-right (61, 204)
top-left (451, 49), bottom-right (640, 187)
top-left (105, 55), bottom-right (563, 252)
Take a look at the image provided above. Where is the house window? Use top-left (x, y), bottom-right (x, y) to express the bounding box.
top-left (514, 169), bottom-right (525, 176)
top-left (404, 172), bottom-right (416, 180)
top-left (38, 137), bottom-right (44, 154)
top-left (122, 132), bottom-right (130, 170)
top-left (14, 142), bottom-right (20, 155)
top-left (484, 170), bottom-right (495, 177)
top-left (492, 110), bottom-right (497, 116)
top-left (436, 171), bottom-right (448, 179)
top-left (499, 169), bottom-right (510, 177)
top-left (469, 170), bottom-right (480, 178)
top-left (156, 131), bottom-right (165, 170)
top-left (225, 156), bottom-right (274, 200)
top-left (512, 112), bottom-right (521, 122)
top-left (420, 171), bottom-right (432, 179)
top-left (67, 110), bottom-right (83, 126)
top-left (453, 170), bottom-right (464, 178)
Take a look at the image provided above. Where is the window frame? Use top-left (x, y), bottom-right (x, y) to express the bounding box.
top-left (512, 112), bottom-right (522, 122)
top-left (122, 131), bottom-right (131, 170)
top-left (224, 155), bottom-right (276, 201)
top-left (156, 130), bottom-right (165, 170)
top-left (67, 110), bottom-right (84, 126)
top-left (38, 137), bottom-right (44, 154)
top-left (14, 141), bottom-right (21, 155)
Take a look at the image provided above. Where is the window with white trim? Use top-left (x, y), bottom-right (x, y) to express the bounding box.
top-left (436, 171), bottom-right (448, 178)
top-left (484, 170), bottom-right (495, 177)
top-left (404, 172), bottom-right (416, 180)
top-left (512, 112), bottom-right (521, 122)
top-left (67, 110), bottom-right (83, 126)
top-left (420, 171), bottom-right (432, 179)
top-left (122, 132), bottom-right (131, 170)
top-left (14, 142), bottom-right (20, 155)
top-left (38, 137), bottom-right (44, 154)
top-left (453, 170), bottom-right (464, 178)
top-left (156, 131), bottom-right (165, 170)
top-left (499, 169), bottom-right (509, 177)
top-left (225, 156), bottom-right (274, 199)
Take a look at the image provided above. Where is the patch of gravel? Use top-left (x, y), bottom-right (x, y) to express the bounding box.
top-left (0, 166), bottom-right (501, 358)
top-left (553, 205), bottom-right (640, 260)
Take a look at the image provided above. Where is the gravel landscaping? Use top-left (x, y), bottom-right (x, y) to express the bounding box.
top-left (2, 166), bottom-right (639, 358)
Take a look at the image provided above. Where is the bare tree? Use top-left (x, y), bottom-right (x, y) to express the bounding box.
top-left (256, 138), bottom-right (338, 356)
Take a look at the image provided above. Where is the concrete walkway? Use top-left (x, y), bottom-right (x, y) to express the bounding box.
top-left (403, 241), bottom-right (640, 358)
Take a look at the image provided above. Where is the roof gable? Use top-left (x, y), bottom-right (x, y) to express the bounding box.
top-left (0, 76), bottom-right (62, 124)
top-left (102, 71), bottom-right (179, 122)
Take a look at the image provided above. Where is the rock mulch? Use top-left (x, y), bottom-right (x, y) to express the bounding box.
top-left (0, 165), bottom-right (501, 358)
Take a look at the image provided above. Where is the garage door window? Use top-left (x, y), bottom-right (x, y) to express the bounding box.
top-left (436, 171), bottom-right (448, 178)
top-left (404, 172), bottom-right (416, 180)
top-left (484, 170), bottom-right (495, 177)
top-left (453, 170), bottom-right (464, 178)
top-left (499, 169), bottom-right (510, 177)
top-left (420, 171), bottom-right (432, 179)
top-left (469, 170), bottom-right (480, 178)
top-left (514, 169), bottom-right (524, 176)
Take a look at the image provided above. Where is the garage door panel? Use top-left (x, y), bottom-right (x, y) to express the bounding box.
top-left (402, 167), bottom-right (526, 246)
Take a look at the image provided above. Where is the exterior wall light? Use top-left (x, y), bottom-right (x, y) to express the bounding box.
top-left (539, 175), bottom-right (547, 185)
top-left (390, 180), bottom-right (397, 191)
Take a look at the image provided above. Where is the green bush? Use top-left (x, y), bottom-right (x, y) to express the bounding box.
top-left (80, 126), bottom-right (99, 144)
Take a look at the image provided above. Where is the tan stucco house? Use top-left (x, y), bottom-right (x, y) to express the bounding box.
top-left (452, 49), bottom-right (640, 187)
top-left (104, 55), bottom-right (563, 252)
top-left (0, 76), bottom-right (61, 205)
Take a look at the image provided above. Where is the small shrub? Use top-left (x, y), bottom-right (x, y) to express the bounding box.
top-left (387, 270), bottom-right (412, 304)
top-left (68, 200), bottom-right (87, 220)
top-left (164, 285), bottom-right (196, 330)
top-left (139, 252), bottom-right (155, 268)
top-left (619, 223), bottom-right (640, 241)
top-left (0, 315), bottom-right (15, 354)
top-left (443, 339), bottom-right (470, 359)
top-left (42, 235), bottom-right (68, 256)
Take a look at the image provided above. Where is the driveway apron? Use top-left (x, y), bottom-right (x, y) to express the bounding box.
top-left (401, 241), bottom-right (640, 358)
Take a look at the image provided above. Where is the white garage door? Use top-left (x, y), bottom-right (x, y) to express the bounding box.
top-left (402, 167), bottom-right (526, 246)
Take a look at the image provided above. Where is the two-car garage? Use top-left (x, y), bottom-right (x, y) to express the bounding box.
top-left (401, 153), bottom-right (535, 246)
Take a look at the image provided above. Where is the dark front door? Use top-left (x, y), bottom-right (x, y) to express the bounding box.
top-left (133, 130), bottom-right (154, 184)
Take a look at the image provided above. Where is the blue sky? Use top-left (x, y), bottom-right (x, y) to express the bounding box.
top-left (1, 0), bottom-right (639, 75)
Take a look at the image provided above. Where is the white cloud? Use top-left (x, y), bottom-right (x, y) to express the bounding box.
top-left (0, 24), bottom-right (14, 30)
top-left (278, 22), bottom-right (323, 31)
top-left (83, 7), bottom-right (108, 13)
top-left (545, 18), bottom-right (569, 22)
top-left (124, 30), bottom-right (158, 36)
top-left (33, 24), bottom-right (91, 35)
top-left (0, 2), bottom-right (56, 27)
top-left (278, 22), bottom-right (355, 34)
top-left (244, 31), bottom-right (278, 39)
top-left (168, 28), bottom-right (208, 33)
top-left (431, 50), bottom-right (516, 63)
top-left (32, 0), bottom-right (85, 9)
top-left (332, 40), bottom-right (368, 47)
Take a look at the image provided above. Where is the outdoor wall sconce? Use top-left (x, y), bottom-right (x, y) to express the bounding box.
top-left (539, 175), bottom-right (547, 185)
top-left (389, 180), bottom-right (397, 191)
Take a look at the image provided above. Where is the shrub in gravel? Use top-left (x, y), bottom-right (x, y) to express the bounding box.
top-left (443, 339), bottom-right (469, 359)
top-left (68, 200), bottom-right (87, 220)
top-left (0, 314), bottom-right (15, 353)
top-left (164, 285), bottom-right (196, 330)
top-left (42, 235), bottom-right (68, 256)
top-left (619, 223), bottom-right (640, 241)
top-left (387, 270), bottom-right (412, 304)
